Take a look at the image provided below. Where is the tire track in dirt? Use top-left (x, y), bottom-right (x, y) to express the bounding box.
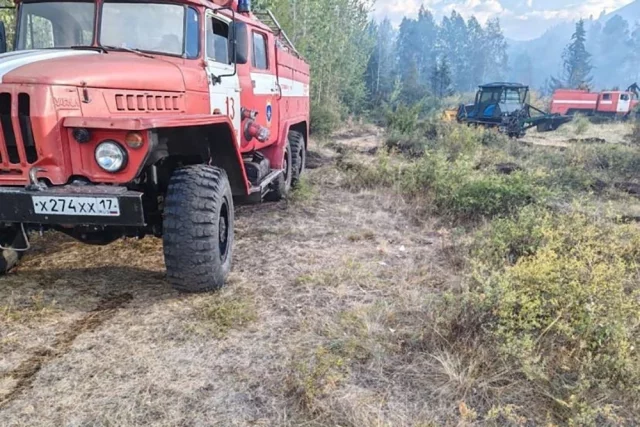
top-left (0, 293), bottom-right (133, 409)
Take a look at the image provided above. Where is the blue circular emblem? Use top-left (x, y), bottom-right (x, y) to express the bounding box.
top-left (266, 104), bottom-right (273, 123)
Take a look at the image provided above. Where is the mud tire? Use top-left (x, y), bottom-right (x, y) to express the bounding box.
top-left (163, 165), bottom-right (234, 293)
top-left (0, 226), bottom-right (24, 276)
top-left (265, 138), bottom-right (292, 201)
top-left (289, 130), bottom-right (306, 187)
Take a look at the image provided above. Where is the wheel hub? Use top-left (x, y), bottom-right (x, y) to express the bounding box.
top-left (218, 202), bottom-right (229, 261)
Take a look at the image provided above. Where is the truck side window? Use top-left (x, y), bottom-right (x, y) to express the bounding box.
top-left (207, 17), bottom-right (230, 64)
top-left (252, 32), bottom-right (268, 69)
top-left (185, 7), bottom-right (199, 59)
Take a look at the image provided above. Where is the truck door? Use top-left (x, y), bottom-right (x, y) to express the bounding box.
top-left (249, 30), bottom-right (279, 146)
top-left (618, 93), bottom-right (631, 114)
top-left (205, 12), bottom-right (241, 143)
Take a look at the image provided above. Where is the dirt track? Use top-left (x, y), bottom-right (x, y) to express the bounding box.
top-left (0, 134), bottom-right (455, 426)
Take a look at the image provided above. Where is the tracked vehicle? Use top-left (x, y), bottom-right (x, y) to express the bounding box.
top-left (457, 82), bottom-right (571, 137)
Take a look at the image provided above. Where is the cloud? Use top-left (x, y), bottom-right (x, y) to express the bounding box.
top-left (441, 0), bottom-right (505, 22)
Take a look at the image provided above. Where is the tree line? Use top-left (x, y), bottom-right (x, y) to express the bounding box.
top-left (545, 13), bottom-right (640, 93)
top-left (365, 7), bottom-right (509, 113)
top-left (256, 1), bottom-right (509, 121)
top-left (0, 0), bottom-right (513, 123)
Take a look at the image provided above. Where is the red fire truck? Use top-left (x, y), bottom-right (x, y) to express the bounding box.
top-left (0, 0), bottom-right (310, 292)
top-left (550, 86), bottom-right (639, 118)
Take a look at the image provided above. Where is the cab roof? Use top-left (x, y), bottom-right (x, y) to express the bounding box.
top-left (480, 82), bottom-right (529, 90)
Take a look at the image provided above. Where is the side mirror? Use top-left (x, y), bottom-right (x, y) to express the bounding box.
top-left (0, 22), bottom-right (7, 54)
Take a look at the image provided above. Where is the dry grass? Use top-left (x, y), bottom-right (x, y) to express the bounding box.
top-left (2, 125), bottom-right (636, 426)
top-left (522, 121), bottom-right (632, 147)
top-left (0, 130), bottom-right (467, 426)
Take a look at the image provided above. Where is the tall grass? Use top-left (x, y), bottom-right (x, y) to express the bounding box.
top-left (334, 116), bottom-right (640, 424)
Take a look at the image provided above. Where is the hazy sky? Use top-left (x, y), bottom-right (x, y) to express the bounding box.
top-left (373, 0), bottom-right (636, 40)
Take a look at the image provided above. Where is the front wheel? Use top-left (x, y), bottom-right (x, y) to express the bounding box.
top-left (163, 165), bottom-right (234, 293)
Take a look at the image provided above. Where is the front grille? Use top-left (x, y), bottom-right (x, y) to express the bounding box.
top-left (0, 92), bottom-right (39, 166)
top-left (115, 93), bottom-right (181, 112)
top-left (18, 94), bottom-right (37, 163)
top-left (0, 93), bottom-right (19, 164)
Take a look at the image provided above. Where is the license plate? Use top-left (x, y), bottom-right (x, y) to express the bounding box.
top-left (32, 196), bottom-right (120, 217)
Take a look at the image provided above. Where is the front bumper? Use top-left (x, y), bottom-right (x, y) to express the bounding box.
top-left (0, 185), bottom-right (145, 226)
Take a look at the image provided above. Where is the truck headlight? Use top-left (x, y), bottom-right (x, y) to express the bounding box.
top-left (95, 141), bottom-right (127, 172)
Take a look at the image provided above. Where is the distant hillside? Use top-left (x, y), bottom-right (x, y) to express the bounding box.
top-left (603, 0), bottom-right (640, 24)
top-left (507, 0), bottom-right (640, 92)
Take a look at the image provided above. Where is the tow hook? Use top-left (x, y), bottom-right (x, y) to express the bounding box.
top-left (26, 167), bottom-right (47, 192)
top-left (0, 223), bottom-right (31, 252)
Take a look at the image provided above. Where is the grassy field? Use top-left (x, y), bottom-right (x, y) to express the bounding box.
top-left (1, 119), bottom-right (639, 426)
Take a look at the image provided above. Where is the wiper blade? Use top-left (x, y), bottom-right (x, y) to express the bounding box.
top-left (100, 45), bottom-right (155, 59)
top-left (68, 45), bottom-right (108, 53)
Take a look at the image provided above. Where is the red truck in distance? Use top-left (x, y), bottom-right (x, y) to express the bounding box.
top-left (550, 84), bottom-right (639, 119)
top-left (0, 0), bottom-right (310, 292)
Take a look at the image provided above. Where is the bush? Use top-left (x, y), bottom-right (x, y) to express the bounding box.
top-left (385, 103), bottom-right (421, 134)
top-left (629, 120), bottom-right (640, 146)
top-left (572, 114), bottom-right (590, 135)
top-left (311, 103), bottom-right (341, 137)
top-left (385, 120), bottom-right (486, 161)
top-left (338, 150), bottom-right (405, 190)
top-left (434, 171), bottom-right (540, 221)
top-left (384, 131), bottom-right (427, 158)
top-left (467, 210), bottom-right (640, 424)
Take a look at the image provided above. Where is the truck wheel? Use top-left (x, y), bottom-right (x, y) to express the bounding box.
top-left (265, 138), bottom-right (292, 201)
top-left (289, 131), bottom-right (306, 187)
top-left (0, 226), bottom-right (24, 275)
top-left (163, 165), bottom-right (234, 293)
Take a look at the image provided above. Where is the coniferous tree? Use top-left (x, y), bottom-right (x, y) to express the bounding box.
top-left (400, 59), bottom-right (428, 105)
top-left (466, 16), bottom-right (486, 88)
top-left (415, 6), bottom-right (437, 86)
top-left (551, 19), bottom-right (593, 89)
top-left (484, 18), bottom-right (508, 83)
top-left (365, 18), bottom-right (396, 106)
top-left (598, 15), bottom-right (631, 87)
top-left (430, 58), bottom-right (453, 98)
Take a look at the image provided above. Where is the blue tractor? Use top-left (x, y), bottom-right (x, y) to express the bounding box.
top-left (457, 82), bottom-right (572, 138)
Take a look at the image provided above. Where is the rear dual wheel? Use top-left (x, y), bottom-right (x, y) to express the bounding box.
top-left (289, 130), bottom-right (306, 187)
top-left (265, 130), bottom-right (306, 201)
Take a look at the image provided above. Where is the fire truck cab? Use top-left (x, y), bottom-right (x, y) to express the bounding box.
top-left (0, 0), bottom-right (310, 292)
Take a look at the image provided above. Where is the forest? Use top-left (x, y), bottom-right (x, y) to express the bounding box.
top-left (0, 0), bottom-right (632, 124)
top-left (254, 0), bottom-right (512, 130)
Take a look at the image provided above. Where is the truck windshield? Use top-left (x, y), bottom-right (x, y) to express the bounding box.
top-left (100, 2), bottom-right (185, 56)
top-left (17, 2), bottom-right (95, 49)
top-left (499, 88), bottom-right (526, 113)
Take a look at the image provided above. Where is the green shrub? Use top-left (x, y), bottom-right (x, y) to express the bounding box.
top-left (386, 103), bottom-right (421, 134)
top-left (311, 102), bottom-right (341, 137)
top-left (472, 205), bottom-right (552, 268)
top-left (338, 150), bottom-right (405, 190)
top-left (385, 120), bottom-right (485, 161)
top-left (629, 120), bottom-right (640, 145)
top-left (385, 130), bottom-right (427, 158)
top-left (572, 114), bottom-right (590, 135)
top-left (468, 210), bottom-right (640, 423)
top-left (433, 170), bottom-right (541, 221)
top-left (288, 176), bottom-right (316, 204)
